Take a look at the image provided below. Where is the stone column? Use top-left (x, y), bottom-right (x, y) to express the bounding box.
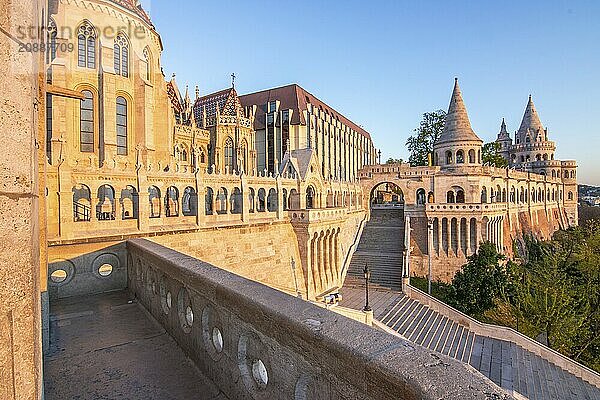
top-left (323, 232), bottom-right (330, 287)
top-left (465, 221), bottom-right (471, 256)
top-left (276, 177), bottom-right (283, 220)
top-left (437, 217), bottom-right (442, 256)
top-left (456, 218), bottom-right (461, 256)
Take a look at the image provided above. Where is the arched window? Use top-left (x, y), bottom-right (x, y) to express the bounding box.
top-left (77, 21), bottom-right (96, 68)
top-left (416, 189), bottom-right (426, 205)
top-left (240, 139), bottom-right (248, 172)
top-left (224, 137), bottom-right (234, 172)
top-left (231, 188), bottom-right (243, 214)
top-left (481, 187), bottom-right (488, 203)
top-left (205, 187), bottom-right (214, 215)
top-left (257, 189), bottom-right (266, 212)
top-left (306, 186), bottom-right (315, 209)
top-left (445, 150), bottom-right (453, 165)
top-left (502, 188), bottom-right (507, 203)
top-left (267, 188), bottom-right (278, 212)
top-left (248, 188), bottom-right (256, 213)
top-left (80, 90), bottom-right (94, 152)
top-left (427, 191), bottom-right (434, 203)
top-left (447, 191), bottom-right (455, 203)
top-left (165, 186), bottom-right (179, 217)
top-left (510, 187), bottom-right (516, 203)
top-left (216, 188), bottom-right (228, 214)
top-left (148, 186), bottom-right (161, 218)
top-left (116, 97), bottom-right (128, 155)
top-left (114, 34), bottom-right (129, 77)
top-left (536, 154), bottom-right (541, 161)
top-left (468, 149), bottom-right (475, 164)
top-left (96, 185), bottom-right (115, 220)
top-left (72, 184), bottom-right (91, 222)
top-left (571, 170), bottom-right (575, 179)
top-left (143, 47), bottom-right (151, 81)
top-left (182, 187), bottom-right (197, 216)
top-left (456, 150), bottom-right (464, 164)
top-left (456, 190), bottom-right (465, 203)
top-left (120, 185), bottom-right (138, 219)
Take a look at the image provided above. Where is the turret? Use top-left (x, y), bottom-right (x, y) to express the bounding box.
top-left (433, 78), bottom-right (483, 167)
top-left (495, 118), bottom-right (512, 163)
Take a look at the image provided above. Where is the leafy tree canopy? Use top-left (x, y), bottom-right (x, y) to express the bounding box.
top-left (386, 158), bottom-right (403, 164)
top-left (482, 142), bottom-right (509, 168)
top-left (406, 110), bottom-right (446, 166)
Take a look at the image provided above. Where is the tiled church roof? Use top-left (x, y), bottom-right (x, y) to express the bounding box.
top-left (192, 88), bottom-right (245, 126)
top-left (238, 84), bottom-right (371, 139)
top-left (109, 0), bottom-right (153, 26)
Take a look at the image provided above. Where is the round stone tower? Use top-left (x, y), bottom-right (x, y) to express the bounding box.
top-left (434, 78), bottom-right (483, 168)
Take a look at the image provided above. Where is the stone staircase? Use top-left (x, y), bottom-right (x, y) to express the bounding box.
top-left (377, 293), bottom-right (600, 400)
top-left (344, 208), bottom-right (404, 291)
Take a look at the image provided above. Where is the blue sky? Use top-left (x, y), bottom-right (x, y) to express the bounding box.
top-left (142, 0), bottom-right (600, 185)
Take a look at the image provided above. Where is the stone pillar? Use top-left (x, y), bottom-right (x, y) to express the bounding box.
top-left (317, 233), bottom-right (325, 292)
top-left (456, 218), bottom-right (461, 256)
top-left (437, 217), bottom-right (442, 256)
top-left (323, 231), bottom-right (330, 287)
top-left (241, 176), bottom-right (249, 223)
top-left (465, 221), bottom-right (471, 256)
top-left (276, 177), bottom-right (283, 220)
top-left (0, 0), bottom-right (44, 396)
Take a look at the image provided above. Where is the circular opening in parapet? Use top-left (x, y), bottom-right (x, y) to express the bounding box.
top-left (50, 269), bottom-right (67, 283)
top-left (212, 327), bottom-right (223, 353)
top-left (166, 292), bottom-right (172, 309)
top-left (252, 359), bottom-right (268, 388)
top-left (185, 306), bottom-right (194, 327)
top-left (98, 263), bottom-right (113, 277)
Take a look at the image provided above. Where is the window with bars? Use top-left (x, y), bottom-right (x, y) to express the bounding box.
top-left (116, 97), bottom-right (128, 155)
top-left (80, 90), bottom-right (94, 152)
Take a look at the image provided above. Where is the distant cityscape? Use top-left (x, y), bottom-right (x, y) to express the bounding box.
top-left (579, 184), bottom-right (600, 206)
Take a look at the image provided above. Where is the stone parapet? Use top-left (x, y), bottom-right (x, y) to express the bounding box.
top-left (126, 239), bottom-right (512, 399)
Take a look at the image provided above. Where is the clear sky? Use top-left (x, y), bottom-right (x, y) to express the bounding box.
top-left (142, 0), bottom-right (600, 185)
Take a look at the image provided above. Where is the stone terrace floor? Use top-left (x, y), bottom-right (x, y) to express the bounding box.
top-left (339, 284), bottom-right (600, 400)
top-left (44, 290), bottom-right (228, 400)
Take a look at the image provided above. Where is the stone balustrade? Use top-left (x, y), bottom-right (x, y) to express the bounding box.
top-left (126, 238), bottom-right (512, 399)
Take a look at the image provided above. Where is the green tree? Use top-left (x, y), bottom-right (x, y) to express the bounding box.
top-left (406, 110), bottom-right (446, 166)
top-left (386, 158), bottom-right (403, 164)
top-left (482, 142), bottom-right (509, 168)
top-left (447, 242), bottom-right (511, 316)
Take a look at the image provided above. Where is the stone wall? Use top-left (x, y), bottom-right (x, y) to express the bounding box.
top-left (148, 222), bottom-right (304, 294)
top-left (0, 0), bottom-right (44, 398)
top-left (127, 238), bottom-right (512, 400)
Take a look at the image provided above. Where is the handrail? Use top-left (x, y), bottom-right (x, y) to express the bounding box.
top-left (403, 284), bottom-right (600, 388)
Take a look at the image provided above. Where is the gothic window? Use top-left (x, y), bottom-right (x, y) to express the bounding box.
top-left (481, 187), bottom-right (488, 203)
top-left (456, 190), bottom-right (465, 203)
top-left (231, 188), bottom-right (243, 214)
top-left (571, 170), bottom-right (575, 179)
top-left (116, 97), bottom-right (128, 155)
top-left (306, 186), bottom-right (315, 209)
top-left (205, 187), bottom-right (214, 215)
top-left (447, 191), bottom-right (455, 203)
top-left (257, 188), bottom-right (266, 212)
top-left (224, 137), bottom-right (234, 172)
top-left (114, 34), bottom-right (129, 77)
top-left (427, 191), bottom-right (435, 203)
top-left (552, 170), bottom-right (556, 178)
top-left (143, 47), bottom-right (151, 81)
top-left (267, 189), bottom-right (278, 212)
top-left (80, 90), bottom-right (94, 152)
top-left (77, 21), bottom-right (96, 68)
top-left (456, 150), bottom-right (465, 164)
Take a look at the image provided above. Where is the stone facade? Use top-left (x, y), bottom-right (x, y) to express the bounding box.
top-left (45, 0), bottom-right (368, 305)
top-left (358, 80), bottom-right (578, 281)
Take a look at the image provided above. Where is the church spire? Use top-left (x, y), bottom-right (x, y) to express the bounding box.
top-left (436, 78), bottom-right (482, 145)
top-left (498, 118), bottom-right (509, 139)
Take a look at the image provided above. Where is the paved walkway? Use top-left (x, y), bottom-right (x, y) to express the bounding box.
top-left (339, 284), bottom-right (600, 400)
top-left (44, 290), bottom-right (227, 400)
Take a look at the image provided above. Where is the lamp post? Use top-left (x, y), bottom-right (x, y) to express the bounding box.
top-left (363, 263), bottom-right (371, 312)
top-left (427, 217), bottom-right (433, 295)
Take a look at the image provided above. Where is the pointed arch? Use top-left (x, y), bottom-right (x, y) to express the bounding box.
top-left (114, 33), bottom-right (129, 77)
top-left (77, 20), bottom-right (97, 68)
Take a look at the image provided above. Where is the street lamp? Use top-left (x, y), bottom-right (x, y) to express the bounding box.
top-left (363, 263), bottom-right (371, 312)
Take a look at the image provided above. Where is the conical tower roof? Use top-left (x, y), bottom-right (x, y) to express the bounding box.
top-left (517, 95), bottom-right (545, 136)
top-left (437, 78), bottom-right (482, 145)
top-left (497, 118), bottom-right (510, 139)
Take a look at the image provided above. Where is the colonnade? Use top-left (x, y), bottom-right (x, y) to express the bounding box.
top-left (309, 228), bottom-right (341, 295)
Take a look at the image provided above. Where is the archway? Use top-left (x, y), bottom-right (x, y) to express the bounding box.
top-left (369, 182), bottom-right (404, 210)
